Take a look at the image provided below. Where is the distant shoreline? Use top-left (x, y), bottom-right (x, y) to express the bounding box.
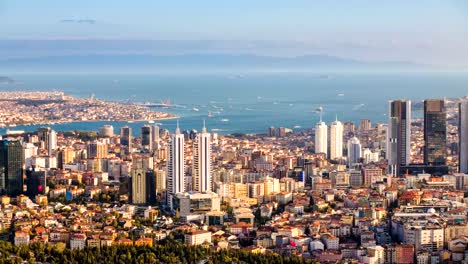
top-left (1, 115), bottom-right (179, 130)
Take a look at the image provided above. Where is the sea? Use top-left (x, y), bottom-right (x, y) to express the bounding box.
top-left (0, 71), bottom-right (467, 136)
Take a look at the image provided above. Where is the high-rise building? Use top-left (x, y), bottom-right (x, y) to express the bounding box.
top-left (0, 140), bottom-right (24, 196)
top-left (152, 125), bottom-right (160, 150)
top-left (155, 168), bottom-right (166, 194)
top-left (37, 127), bottom-right (57, 155)
top-left (360, 119), bottom-right (372, 131)
top-left (330, 117), bottom-right (343, 160)
top-left (424, 100), bottom-right (447, 166)
top-left (459, 101), bottom-right (468, 173)
top-left (145, 170), bottom-right (157, 205)
top-left (48, 129), bottom-right (57, 155)
top-left (87, 141), bottom-right (108, 159)
top-left (193, 122), bottom-right (212, 192)
top-left (387, 100), bottom-right (411, 176)
top-left (120, 126), bottom-right (132, 153)
top-left (315, 119), bottom-right (328, 156)
top-left (37, 127), bottom-right (51, 147)
top-left (166, 123), bottom-right (185, 210)
top-left (131, 168), bottom-right (146, 204)
top-left (141, 125), bottom-right (153, 150)
top-left (25, 167), bottom-right (46, 198)
top-left (347, 137), bottom-right (362, 166)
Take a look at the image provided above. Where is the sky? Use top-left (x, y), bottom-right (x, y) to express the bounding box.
top-left (1, 1), bottom-right (468, 66)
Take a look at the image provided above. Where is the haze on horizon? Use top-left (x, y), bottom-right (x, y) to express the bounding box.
top-left (1, 0), bottom-right (468, 67)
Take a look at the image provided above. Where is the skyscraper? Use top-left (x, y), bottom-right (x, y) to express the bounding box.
top-left (25, 167), bottom-right (46, 198)
top-left (424, 99), bottom-right (447, 166)
top-left (87, 141), bottom-right (108, 159)
top-left (459, 101), bottom-right (468, 173)
top-left (152, 124), bottom-right (160, 150)
top-left (141, 125), bottom-right (153, 150)
top-left (347, 137), bottom-right (362, 166)
top-left (37, 127), bottom-right (50, 147)
top-left (48, 129), bottom-right (57, 155)
top-left (120, 126), bottom-right (132, 153)
top-left (360, 119), bottom-right (372, 131)
top-left (166, 122), bottom-right (185, 210)
top-left (329, 117), bottom-right (343, 160)
top-left (131, 168), bottom-right (146, 204)
top-left (193, 122), bottom-right (212, 192)
top-left (387, 100), bottom-right (411, 176)
top-left (315, 116), bottom-right (328, 156)
top-left (0, 140), bottom-right (24, 196)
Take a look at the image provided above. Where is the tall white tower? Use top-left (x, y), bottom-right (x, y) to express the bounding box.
top-left (166, 121), bottom-right (185, 210)
top-left (347, 136), bottom-right (362, 166)
top-left (48, 129), bottom-right (57, 155)
top-left (460, 101), bottom-right (468, 173)
top-left (330, 116), bottom-right (343, 160)
top-left (193, 121), bottom-right (212, 192)
top-left (315, 112), bottom-right (328, 156)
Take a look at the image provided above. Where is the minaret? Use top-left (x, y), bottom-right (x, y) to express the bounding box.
top-left (166, 120), bottom-right (185, 210)
top-left (193, 120), bottom-right (212, 192)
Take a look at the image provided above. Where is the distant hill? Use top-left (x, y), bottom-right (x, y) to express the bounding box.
top-left (0, 54), bottom-right (426, 72)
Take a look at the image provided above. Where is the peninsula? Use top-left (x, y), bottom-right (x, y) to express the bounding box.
top-left (0, 91), bottom-right (176, 127)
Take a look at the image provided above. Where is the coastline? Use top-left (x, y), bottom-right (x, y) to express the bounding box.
top-left (1, 115), bottom-right (179, 130)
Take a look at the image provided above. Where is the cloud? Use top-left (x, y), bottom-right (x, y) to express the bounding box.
top-left (60, 19), bottom-right (96, 24)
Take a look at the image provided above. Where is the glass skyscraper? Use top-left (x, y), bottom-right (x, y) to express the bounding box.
top-left (424, 99), bottom-right (447, 166)
top-left (0, 140), bottom-right (24, 196)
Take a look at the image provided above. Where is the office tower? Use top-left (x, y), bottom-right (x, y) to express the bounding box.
top-left (145, 170), bottom-right (157, 205)
top-left (99, 125), bottom-right (114, 137)
top-left (459, 101), bottom-right (468, 173)
top-left (48, 129), bottom-right (57, 155)
top-left (57, 147), bottom-right (75, 169)
top-left (268, 127), bottom-right (276, 137)
top-left (37, 127), bottom-right (51, 146)
top-left (166, 123), bottom-right (185, 210)
top-left (131, 168), bottom-right (146, 204)
top-left (152, 124), bottom-right (160, 150)
top-left (25, 167), bottom-right (46, 198)
top-left (193, 122), bottom-right (212, 192)
top-left (0, 140), bottom-right (24, 196)
top-left (141, 125), bottom-right (153, 150)
top-left (120, 126), bottom-right (132, 152)
top-left (347, 137), bottom-right (362, 166)
top-left (330, 117), bottom-right (343, 160)
top-left (360, 119), bottom-right (372, 131)
top-left (315, 116), bottom-right (328, 156)
top-left (387, 100), bottom-right (411, 176)
top-left (424, 99), bottom-right (447, 166)
top-left (155, 169), bottom-right (166, 194)
top-left (87, 141), bottom-right (108, 159)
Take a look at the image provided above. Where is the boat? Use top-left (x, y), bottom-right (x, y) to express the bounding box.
top-left (208, 112), bottom-right (214, 118)
top-left (220, 118), bottom-right (229, 122)
top-left (293, 125), bottom-right (301, 129)
top-left (192, 107), bottom-right (200, 112)
top-left (148, 120), bottom-right (155, 124)
top-left (128, 121), bottom-right (134, 123)
top-left (338, 93), bottom-right (345, 96)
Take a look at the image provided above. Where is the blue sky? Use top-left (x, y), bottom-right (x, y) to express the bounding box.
top-left (1, 1), bottom-right (468, 65)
